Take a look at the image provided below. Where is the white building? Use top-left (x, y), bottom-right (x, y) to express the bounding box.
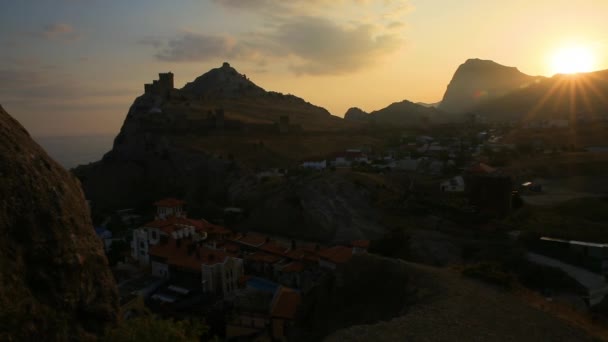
top-left (301, 160), bottom-right (327, 170)
top-left (440, 176), bottom-right (465, 192)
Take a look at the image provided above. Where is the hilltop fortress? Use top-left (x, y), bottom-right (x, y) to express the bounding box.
top-left (144, 72), bottom-right (175, 98)
top-left (137, 65), bottom-right (303, 134)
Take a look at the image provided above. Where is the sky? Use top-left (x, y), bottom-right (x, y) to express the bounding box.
top-left (1, 0), bottom-right (608, 136)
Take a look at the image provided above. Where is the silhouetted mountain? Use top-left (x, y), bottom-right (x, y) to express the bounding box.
top-left (473, 69), bottom-right (608, 122)
top-left (345, 100), bottom-right (442, 126)
top-left (75, 63), bottom-right (365, 214)
top-left (181, 62), bottom-right (266, 98)
top-left (416, 101), bottom-right (441, 108)
top-left (439, 59), bottom-right (543, 114)
top-left (344, 107), bottom-right (369, 121)
top-left (369, 100), bottom-right (443, 125)
top-left (0, 105), bottom-right (118, 340)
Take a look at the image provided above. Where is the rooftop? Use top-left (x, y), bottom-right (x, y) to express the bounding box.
top-left (154, 198), bottom-right (186, 208)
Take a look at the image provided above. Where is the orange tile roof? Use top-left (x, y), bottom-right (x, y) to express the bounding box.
top-left (234, 233), bottom-right (268, 247)
top-left (352, 240), bottom-right (370, 248)
top-left (149, 238), bottom-right (234, 271)
top-left (260, 242), bottom-right (288, 256)
top-left (317, 246), bottom-right (353, 264)
top-left (285, 247), bottom-right (320, 262)
top-left (270, 287), bottom-right (301, 320)
top-left (281, 262), bottom-right (305, 273)
top-left (143, 217), bottom-right (233, 236)
top-left (154, 198), bottom-right (186, 207)
top-left (468, 163), bottom-right (496, 174)
top-left (245, 252), bottom-right (283, 264)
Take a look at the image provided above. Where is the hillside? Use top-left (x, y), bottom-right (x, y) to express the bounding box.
top-left (176, 62), bottom-right (357, 131)
top-left (0, 105), bottom-right (118, 340)
top-left (473, 69), bottom-right (608, 122)
top-left (440, 58), bottom-right (543, 114)
top-left (326, 261), bottom-right (598, 341)
top-left (345, 100), bottom-right (443, 126)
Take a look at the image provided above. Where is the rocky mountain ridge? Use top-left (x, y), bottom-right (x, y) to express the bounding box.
top-left (439, 58), bottom-right (543, 114)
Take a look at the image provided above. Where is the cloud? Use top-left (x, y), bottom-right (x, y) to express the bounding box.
top-left (27, 23), bottom-right (81, 41)
top-left (270, 16), bottom-right (402, 75)
top-left (154, 32), bottom-right (240, 62)
top-left (146, 0), bottom-right (408, 75)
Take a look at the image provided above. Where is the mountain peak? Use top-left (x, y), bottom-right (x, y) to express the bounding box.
top-left (181, 62), bottom-right (265, 97)
top-left (439, 58), bottom-right (540, 113)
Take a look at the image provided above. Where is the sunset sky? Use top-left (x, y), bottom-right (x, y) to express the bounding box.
top-left (2, 0), bottom-right (608, 136)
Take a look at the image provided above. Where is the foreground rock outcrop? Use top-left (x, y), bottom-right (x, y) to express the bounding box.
top-left (0, 105), bottom-right (118, 340)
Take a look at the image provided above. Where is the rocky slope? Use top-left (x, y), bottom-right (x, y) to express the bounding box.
top-left (473, 69), bottom-right (608, 122)
top-left (0, 105), bottom-right (118, 340)
top-left (439, 58), bottom-right (542, 114)
top-left (229, 173), bottom-right (387, 242)
top-left (326, 261), bottom-right (596, 342)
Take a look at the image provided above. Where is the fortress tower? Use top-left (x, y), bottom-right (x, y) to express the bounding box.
top-left (144, 72), bottom-right (174, 99)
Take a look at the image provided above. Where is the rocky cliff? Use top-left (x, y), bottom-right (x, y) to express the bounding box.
top-left (0, 105), bottom-right (118, 340)
top-left (439, 58), bottom-right (542, 114)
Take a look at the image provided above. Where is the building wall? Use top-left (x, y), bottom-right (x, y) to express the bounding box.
top-left (151, 261), bottom-right (170, 278)
top-left (132, 228), bottom-right (150, 265)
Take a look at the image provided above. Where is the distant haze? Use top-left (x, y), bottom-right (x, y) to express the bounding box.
top-left (1, 0), bottom-right (607, 136)
top-left (35, 135), bottom-right (114, 169)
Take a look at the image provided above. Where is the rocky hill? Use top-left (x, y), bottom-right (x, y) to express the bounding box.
top-left (345, 100), bottom-right (443, 126)
top-left (439, 58), bottom-right (543, 114)
top-left (74, 64), bottom-right (372, 224)
top-left (343, 107), bottom-right (369, 121)
top-left (473, 69), bottom-right (608, 122)
top-left (176, 62), bottom-right (353, 131)
top-left (0, 105), bottom-right (118, 340)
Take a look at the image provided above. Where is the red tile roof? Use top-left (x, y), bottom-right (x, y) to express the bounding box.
top-left (260, 242), bottom-right (288, 256)
top-left (352, 240), bottom-right (370, 249)
top-left (285, 247), bottom-right (320, 262)
top-left (468, 163), bottom-right (496, 174)
top-left (142, 217), bottom-right (233, 236)
top-left (317, 246), bottom-right (353, 264)
top-left (271, 287), bottom-right (301, 320)
top-left (154, 198), bottom-right (186, 207)
top-left (149, 238), bottom-right (234, 271)
top-left (234, 233), bottom-right (268, 248)
top-left (245, 252), bottom-right (283, 264)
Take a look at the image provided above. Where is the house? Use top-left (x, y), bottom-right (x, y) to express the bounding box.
top-left (148, 237), bottom-right (244, 297)
top-left (301, 159), bottom-right (327, 170)
top-left (351, 240), bottom-right (370, 254)
top-left (440, 176), bottom-right (465, 192)
top-left (395, 158), bottom-right (419, 172)
top-left (270, 286), bottom-right (302, 340)
top-left (464, 163), bottom-right (513, 217)
top-left (95, 226), bottom-right (113, 252)
top-left (132, 199), bottom-right (233, 265)
top-left (317, 246), bottom-right (353, 270)
top-left (330, 150), bottom-right (368, 167)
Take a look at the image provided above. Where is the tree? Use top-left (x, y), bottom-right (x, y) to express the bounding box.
top-left (103, 316), bottom-right (209, 342)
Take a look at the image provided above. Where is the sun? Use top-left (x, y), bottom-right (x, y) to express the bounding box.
top-left (551, 45), bottom-right (595, 75)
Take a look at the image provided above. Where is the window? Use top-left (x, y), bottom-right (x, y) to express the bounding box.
top-left (139, 241), bottom-right (145, 249)
top-left (151, 230), bottom-right (158, 240)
